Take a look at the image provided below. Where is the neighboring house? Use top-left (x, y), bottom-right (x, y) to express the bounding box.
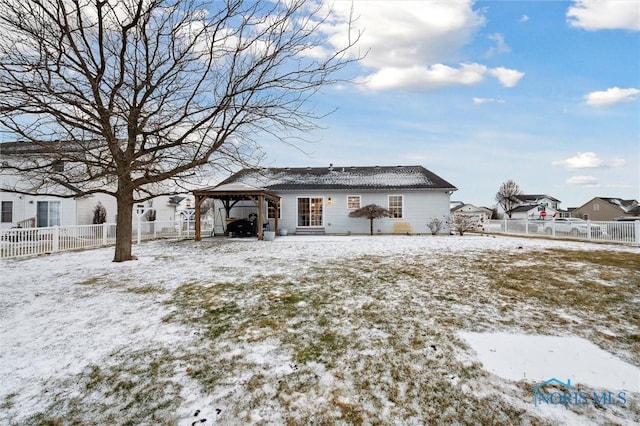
top-left (514, 194), bottom-right (561, 210)
top-left (0, 142), bottom-right (190, 229)
top-left (571, 197), bottom-right (640, 221)
top-left (193, 165), bottom-right (457, 237)
top-left (450, 204), bottom-right (493, 225)
top-left (509, 204), bottom-right (559, 220)
top-left (498, 194), bottom-right (566, 219)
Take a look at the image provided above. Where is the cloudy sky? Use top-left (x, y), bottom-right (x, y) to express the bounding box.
top-left (262, 0), bottom-right (639, 209)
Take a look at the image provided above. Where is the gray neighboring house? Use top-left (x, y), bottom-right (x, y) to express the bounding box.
top-left (196, 165), bottom-right (457, 236)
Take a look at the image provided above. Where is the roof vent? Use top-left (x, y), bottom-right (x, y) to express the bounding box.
top-left (329, 163), bottom-right (333, 171)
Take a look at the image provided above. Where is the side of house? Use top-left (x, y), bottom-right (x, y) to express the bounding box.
top-left (272, 190), bottom-right (451, 235)
top-left (1, 141), bottom-right (192, 229)
top-left (203, 165), bottom-right (457, 236)
top-left (571, 197), bottom-right (639, 221)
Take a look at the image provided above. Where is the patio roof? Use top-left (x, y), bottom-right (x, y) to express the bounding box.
top-left (192, 184), bottom-right (281, 242)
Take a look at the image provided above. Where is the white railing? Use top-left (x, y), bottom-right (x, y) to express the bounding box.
top-left (483, 219), bottom-right (640, 245)
top-left (1, 220), bottom-right (213, 259)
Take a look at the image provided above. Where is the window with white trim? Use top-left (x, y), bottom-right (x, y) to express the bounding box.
top-left (388, 195), bottom-right (403, 218)
top-left (593, 204), bottom-right (600, 211)
top-left (347, 195), bottom-right (361, 209)
top-left (1, 201), bottom-right (12, 223)
top-left (37, 201), bottom-right (61, 227)
top-left (268, 199), bottom-right (281, 219)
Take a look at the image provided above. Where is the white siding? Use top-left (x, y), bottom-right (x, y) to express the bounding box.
top-left (0, 194), bottom-right (76, 229)
top-left (275, 190), bottom-right (451, 234)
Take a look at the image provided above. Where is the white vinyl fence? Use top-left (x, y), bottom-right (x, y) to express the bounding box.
top-left (483, 219), bottom-right (640, 246)
top-left (1, 219), bottom-right (213, 259)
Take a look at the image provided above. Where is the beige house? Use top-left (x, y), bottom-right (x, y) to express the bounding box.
top-left (571, 197), bottom-right (639, 221)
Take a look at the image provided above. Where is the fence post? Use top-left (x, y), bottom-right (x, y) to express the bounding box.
top-left (587, 221), bottom-right (592, 240)
top-left (635, 220), bottom-right (640, 245)
top-left (137, 217), bottom-right (142, 244)
top-left (102, 223), bottom-right (108, 245)
top-left (52, 226), bottom-right (60, 253)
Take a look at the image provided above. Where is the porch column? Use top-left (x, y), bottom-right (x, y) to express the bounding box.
top-left (194, 194), bottom-right (204, 241)
top-left (257, 195), bottom-right (264, 240)
top-left (274, 198), bottom-right (280, 235)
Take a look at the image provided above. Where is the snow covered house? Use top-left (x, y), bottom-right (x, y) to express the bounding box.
top-left (497, 193), bottom-right (566, 219)
top-left (450, 204), bottom-right (493, 224)
top-left (192, 165), bottom-right (457, 239)
top-left (0, 141), bottom-right (190, 229)
top-left (571, 197), bottom-right (640, 221)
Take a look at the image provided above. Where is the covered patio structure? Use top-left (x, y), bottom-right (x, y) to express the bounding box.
top-left (192, 183), bottom-right (281, 241)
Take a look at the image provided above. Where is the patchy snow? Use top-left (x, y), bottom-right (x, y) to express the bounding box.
top-left (0, 234), bottom-right (638, 424)
top-left (460, 332), bottom-right (640, 391)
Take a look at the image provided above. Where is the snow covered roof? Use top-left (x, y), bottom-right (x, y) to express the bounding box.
top-left (598, 197), bottom-right (639, 213)
top-left (515, 194), bottom-right (561, 204)
top-left (210, 166), bottom-right (457, 192)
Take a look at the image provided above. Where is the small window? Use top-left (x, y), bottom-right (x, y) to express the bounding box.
top-left (1, 201), bottom-right (13, 223)
top-left (268, 200), bottom-right (281, 219)
top-left (52, 161), bottom-right (64, 172)
top-left (593, 204), bottom-right (599, 211)
top-left (347, 195), bottom-right (361, 209)
top-left (388, 195), bottom-right (403, 218)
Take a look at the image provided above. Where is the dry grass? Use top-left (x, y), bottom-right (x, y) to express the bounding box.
top-left (6, 240), bottom-right (639, 425)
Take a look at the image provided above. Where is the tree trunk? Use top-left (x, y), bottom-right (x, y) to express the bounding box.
top-left (370, 218), bottom-right (374, 235)
top-left (114, 186), bottom-right (135, 262)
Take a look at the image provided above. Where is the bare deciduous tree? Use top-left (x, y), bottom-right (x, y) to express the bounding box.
top-left (0, 0), bottom-right (359, 261)
top-left (451, 213), bottom-right (476, 236)
top-left (348, 204), bottom-right (391, 236)
top-left (495, 179), bottom-right (522, 218)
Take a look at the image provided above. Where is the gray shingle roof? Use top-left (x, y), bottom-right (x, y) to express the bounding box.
top-left (214, 166), bottom-right (457, 191)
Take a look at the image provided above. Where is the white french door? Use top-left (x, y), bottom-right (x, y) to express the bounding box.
top-left (297, 197), bottom-right (323, 227)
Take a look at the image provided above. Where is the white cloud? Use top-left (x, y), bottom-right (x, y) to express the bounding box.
top-left (567, 0), bottom-right (640, 31)
top-left (357, 63), bottom-right (524, 91)
top-left (473, 97), bottom-right (504, 104)
top-left (553, 152), bottom-right (603, 170)
top-left (567, 176), bottom-right (599, 186)
top-left (585, 87), bottom-right (640, 106)
top-left (488, 67), bottom-right (525, 88)
top-left (319, 1), bottom-right (485, 68)
top-left (315, 1), bottom-right (524, 91)
top-left (610, 157), bottom-right (627, 167)
top-left (484, 33), bottom-right (511, 58)
top-left (519, 15), bottom-right (530, 23)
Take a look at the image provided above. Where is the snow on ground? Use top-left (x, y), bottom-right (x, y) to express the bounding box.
top-left (1, 234), bottom-right (639, 425)
top-left (460, 332), bottom-right (640, 391)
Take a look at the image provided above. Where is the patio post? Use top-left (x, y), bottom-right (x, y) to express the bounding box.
top-left (194, 194), bottom-right (204, 241)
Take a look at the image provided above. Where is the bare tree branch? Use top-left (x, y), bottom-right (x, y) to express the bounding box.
top-left (0, 0), bottom-right (361, 261)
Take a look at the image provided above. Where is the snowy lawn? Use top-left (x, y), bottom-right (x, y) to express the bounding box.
top-left (1, 235), bottom-right (639, 425)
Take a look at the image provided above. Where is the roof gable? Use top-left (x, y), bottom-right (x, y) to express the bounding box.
top-left (515, 194), bottom-right (561, 204)
top-left (214, 166), bottom-right (457, 191)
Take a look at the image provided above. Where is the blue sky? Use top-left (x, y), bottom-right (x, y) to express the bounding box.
top-left (261, 0), bottom-right (640, 209)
